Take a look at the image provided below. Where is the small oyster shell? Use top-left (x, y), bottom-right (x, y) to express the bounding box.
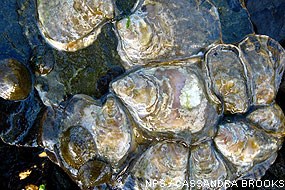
top-left (189, 141), bottom-right (229, 185)
top-left (111, 63), bottom-right (220, 143)
top-left (129, 141), bottom-right (189, 190)
top-left (93, 94), bottom-right (134, 166)
top-left (239, 34), bottom-right (285, 105)
top-left (59, 125), bottom-right (97, 169)
top-left (37, 0), bottom-right (114, 51)
top-left (204, 45), bottom-right (250, 114)
top-left (0, 59), bottom-right (32, 100)
top-left (116, 0), bottom-right (221, 68)
top-left (78, 159), bottom-right (112, 189)
top-left (247, 104), bottom-right (285, 136)
top-left (214, 120), bottom-right (281, 176)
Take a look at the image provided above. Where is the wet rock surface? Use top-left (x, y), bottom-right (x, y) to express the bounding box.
top-left (0, 0), bottom-right (285, 190)
top-left (246, 0), bottom-right (285, 45)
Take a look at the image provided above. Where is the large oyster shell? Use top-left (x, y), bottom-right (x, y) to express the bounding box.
top-left (204, 34), bottom-right (285, 113)
top-left (116, 0), bottom-right (221, 68)
top-left (111, 62), bottom-right (220, 143)
top-left (37, 0), bottom-right (114, 51)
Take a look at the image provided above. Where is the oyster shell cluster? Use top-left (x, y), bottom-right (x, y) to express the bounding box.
top-left (32, 0), bottom-right (285, 189)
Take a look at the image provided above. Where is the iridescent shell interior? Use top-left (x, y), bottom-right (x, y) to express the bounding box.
top-left (34, 0), bottom-right (285, 189)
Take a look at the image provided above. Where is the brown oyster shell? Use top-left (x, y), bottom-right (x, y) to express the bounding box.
top-left (189, 141), bottom-right (229, 185)
top-left (37, 0), bottom-right (114, 51)
top-left (111, 62), bottom-right (220, 144)
top-left (0, 59), bottom-right (32, 100)
top-left (116, 0), bottom-right (221, 68)
top-left (129, 141), bottom-right (189, 190)
top-left (239, 34), bottom-right (285, 105)
top-left (247, 104), bottom-right (285, 136)
top-left (214, 120), bottom-right (282, 177)
top-left (204, 44), bottom-right (250, 114)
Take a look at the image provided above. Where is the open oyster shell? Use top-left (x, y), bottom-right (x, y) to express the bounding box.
top-left (37, 0), bottom-right (114, 51)
top-left (116, 0), bottom-right (221, 68)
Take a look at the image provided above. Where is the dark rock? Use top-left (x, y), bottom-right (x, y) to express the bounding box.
top-left (246, 0), bottom-right (285, 43)
top-left (0, 0), bottom-right (32, 63)
top-left (211, 0), bottom-right (254, 43)
top-left (115, 0), bottom-right (139, 17)
top-left (0, 90), bottom-right (43, 146)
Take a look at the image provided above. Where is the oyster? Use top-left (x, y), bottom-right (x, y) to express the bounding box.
top-left (247, 104), bottom-right (285, 136)
top-left (204, 45), bottom-right (250, 114)
top-left (39, 94), bottom-right (135, 188)
top-left (189, 141), bottom-right (229, 187)
top-left (239, 35), bottom-right (285, 105)
top-left (204, 35), bottom-right (285, 113)
top-left (214, 120), bottom-right (281, 177)
top-left (34, 34), bottom-right (285, 189)
top-left (111, 63), bottom-right (220, 143)
top-left (37, 0), bottom-right (114, 51)
top-left (128, 141), bottom-right (189, 190)
top-left (0, 59), bottom-right (32, 101)
top-left (116, 0), bottom-right (221, 68)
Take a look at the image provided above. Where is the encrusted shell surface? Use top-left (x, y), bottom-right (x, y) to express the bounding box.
top-left (239, 35), bottom-right (285, 105)
top-left (247, 104), bottom-right (285, 136)
top-left (214, 120), bottom-right (281, 176)
top-left (128, 141), bottom-right (189, 190)
top-left (37, 0), bottom-right (114, 51)
top-left (116, 0), bottom-right (221, 68)
top-left (189, 141), bottom-right (229, 185)
top-left (204, 45), bottom-right (250, 114)
top-left (0, 59), bottom-right (32, 100)
top-left (39, 94), bottom-right (135, 188)
top-left (36, 31), bottom-right (285, 189)
top-left (111, 62), bottom-right (220, 143)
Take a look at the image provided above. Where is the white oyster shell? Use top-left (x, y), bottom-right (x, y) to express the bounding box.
top-left (116, 0), bottom-right (221, 68)
top-left (37, 0), bottom-right (114, 51)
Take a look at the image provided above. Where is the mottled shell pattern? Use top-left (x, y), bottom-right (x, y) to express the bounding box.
top-left (35, 0), bottom-right (285, 189)
top-left (37, 0), bottom-right (114, 51)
